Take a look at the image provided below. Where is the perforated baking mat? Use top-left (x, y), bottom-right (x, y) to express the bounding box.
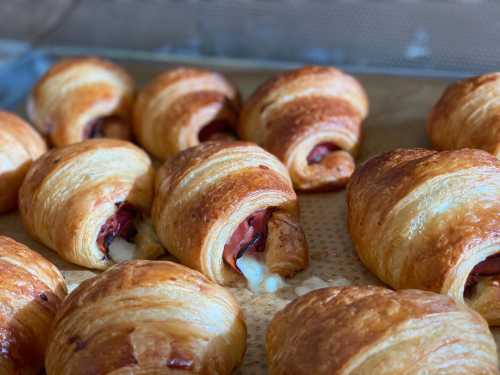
top-left (1, 55), bottom-right (498, 373)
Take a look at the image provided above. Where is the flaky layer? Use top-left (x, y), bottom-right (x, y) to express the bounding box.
top-left (45, 260), bottom-right (246, 375)
top-left (428, 73), bottom-right (500, 157)
top-left (28, 57), bottom-right (135, 147)
top-left (0, 236), bottom-right (66, 375)
top-left (347, 148), bottom-right (500, 325)
top-left (19, 139), bottom-right (163, 270)
top-left (133, 67), bottom-right (240, 160)
top-left (267, 286), bottom-right (498, 375)
top-left (152, 141), bottom-right (308, 285)
top-left (0, 111), bottom-right (46, 213)
top-left (239, 66), bottom-right (368, 191)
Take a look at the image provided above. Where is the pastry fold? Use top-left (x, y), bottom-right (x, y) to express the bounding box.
top-left (0, 111), bottom-right (46, 213)
top-left (239, 66), bottom-right (368, 191)
top-left (428, 73), bottom-right (500, 158)
top-left (19, 139), bottom-right (163, 270)
top-left (28, 57), bottom-right (134, 147)
top-left (133, 67), bottom-right (241, 160)
top-left (152, 141), bottom-right (308, 286)
top-left (45, 260), bottom-right (246, 375)
top-left (267, 286), bottom-right (499, 375)
top-left (0, 236), bottom-right (66, 375)
top-left (347, 148), bottom-right (500, 325)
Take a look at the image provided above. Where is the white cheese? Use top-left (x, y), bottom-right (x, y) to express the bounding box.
top-left (236, 253), bottom-right (285, 293)
top-left (294, 276), bottom-right (352, 296)
top-left (108, 238), bottom-right (137, 263)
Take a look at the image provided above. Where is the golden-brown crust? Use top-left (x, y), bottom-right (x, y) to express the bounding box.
top-left (152, 141), bottom-right (308, 285)
top-left (19, 139), bottom-right (163, 270)
top-left (28, 56), bottom-right (135, 147)
top-left (0, 236), bottom-right (66, 375)
top-left (238, 66), bottom-right (368, 191)
top-left (267, 286), bottom-right (499, 375)
top-left (346, 148), bottom-right (500, 325)
top-left (0, 111), bottom-right (46, 213)
top-left (427, 73), bottom-right (500, 157)
top-left (45, 260), bottom-right (246, 375)
top-left (133, 67), bottom-right (241, 160)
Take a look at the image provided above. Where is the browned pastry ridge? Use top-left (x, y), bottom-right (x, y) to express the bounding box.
top-left (238, 66), bottom-right (369, 191)
top-left (27, 56), bottom-right (135, 147)
top-left (19, 139), bottom-right (164, 270)
top-left (267, 286), bottom-right (499, 375)
top-left (0, 111), bottom-right (46, 213)
top-left (428, 73), bottom-right (500, 158)
top-left (45, 260), bottom-right (247, 375)
top-left (152, 141), bottom-right (308, 287)
top-left (0, 236), bottom-right (67, 375)
top-left (133, 67), bottom-right (241, 160)
top-left (347, 148), bottom-right (500, 325)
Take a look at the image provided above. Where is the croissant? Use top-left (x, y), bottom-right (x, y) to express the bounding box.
top-left (133, 67), bottom-right (241, 160)
top-left (27, 56), bottom-right (135, 147)
top-left (267, 286), bottom-right (499, 375)
top-left (427, 73), bottom-right (500, 157)
top-left (0, 111), bottom-right (46, 213)
top-left (347, 148), bottom-right (500, 325)
top-left (152, 141), bottom-right (308, 289)
top-left (238, 66), bottom-right (369, 191)
top-left (0, 236), bottom-right (66, 375)
top-left (45, 260), bottom-right (246, 375)
top-left (19, 139), bottom-right (163, 270)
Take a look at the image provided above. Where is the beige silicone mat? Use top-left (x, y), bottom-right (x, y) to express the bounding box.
top-left (1, 56), bottom-right (498, 373)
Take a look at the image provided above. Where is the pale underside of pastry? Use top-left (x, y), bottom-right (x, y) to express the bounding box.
top-left (267, 286), bottom-right (499, 375)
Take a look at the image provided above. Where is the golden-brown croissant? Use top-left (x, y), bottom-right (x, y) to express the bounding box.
top-left (0, 111), bottom-right (46, 213)
top-left (45, 260), bottom-right (246, 375)
top-left (0, 235), bottom-right (66, 375)
top-left (133, 67), bottom-right (241, 160)
top-left (428, 73), bottom-right (500, 158)
top-left (152, 141), bottom-right (308, 289)
top-left (347, 148), bottom-right (500, 325)
top-left (267, 286), bottom-right (499, 375)
top-left (19, 139), bottom-right (163, 270)
top-left (27, 57), bottom-right (135, 147)
top-left (238, 66), bottom-right (369, 191)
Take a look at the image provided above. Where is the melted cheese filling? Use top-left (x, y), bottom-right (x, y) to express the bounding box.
top-left (236, 252), bottom-right (285, 293)
top-left (108, 237), bottom-right (137, 263)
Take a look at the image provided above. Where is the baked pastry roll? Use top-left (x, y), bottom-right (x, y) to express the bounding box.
top-left (347, 148), bottom-right (500, 325)
top-left (0, 111), bottom-right (46, 213)
top-left (133, 67), bottom-right (241, 160)
top-left (428, 73), bottom-right (500, 157)
top-left (19, 139), bottom-right (163, 270)
top-left (152, 141), bottom-right (308, 289)
top-left (267, 286), bottom-right (498, 375)
top-left (45, 260), bottom-right (246, 375)
top-left (238, 66), bottom-right (369, 191)
top-left (0, 235), bottom-right (66, 375)
top-left (27, 56), bottom-right (134, 147)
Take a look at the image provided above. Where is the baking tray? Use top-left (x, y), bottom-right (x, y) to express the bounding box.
top-left (1, 51), bottom-right (498, 373)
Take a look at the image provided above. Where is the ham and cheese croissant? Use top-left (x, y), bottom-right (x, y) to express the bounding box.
top-left (152, 141), bottom-right (308, 290)
top-left (239, 66), bottom-right (369, 191)
top-left (267, 286), bottom-right (499, 375)
top-left (347, 148), bottom-right (500, 325)
top-left (27, 56), bottom-right (134, 147)
top-left (0, 111), bottom-right (46, 213)
top-left (19, 139), bottom-right (163, 270)
top-left (0, 236), bottom-right (66, 375)
top-left (133, 67), bottom-right (241, 160)
top-left (428, 73), bottom-right (500, 157)
top-left (45, 260), bottom-right (246, 375)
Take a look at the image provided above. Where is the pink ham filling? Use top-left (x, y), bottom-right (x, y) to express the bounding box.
top-left (306, 143), bottom-right (340, 165)
top-left (198, 120), bottom-right (236, 142)
top-left (464, 253), bottom-right (500, 297)
top-left (97, 202), bottom-right (138, 254)
top-left (223, 209), bottom-right (272, 273)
